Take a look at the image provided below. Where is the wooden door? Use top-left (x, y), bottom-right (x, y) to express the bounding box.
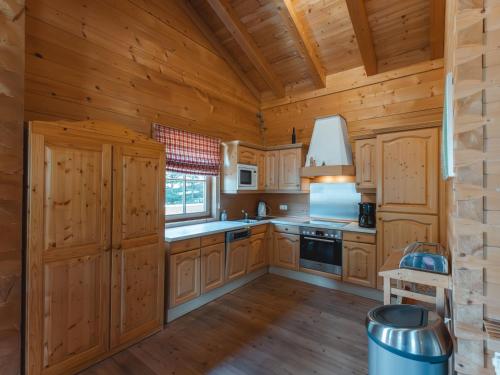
top-left (201, 243), bottom-right (225, 294)
top-left (274, 233), bottom-right (299, 270)
top-left (257, 150), bottom-right (266, 190)
top-left (238, 146), bottom-right (258, 165)
top-left (376, 128), bottom-right (439, 214)
top-left (278, 149), bottom-right (301, 191)
top-left (111, 145), bottom-right (165, 349)
top-left (355, 138), bottom-right (376, 189)
top-left (226, 239), bottom-right (249, 282)
top-left (247, 233), bottom-right (267, 273)
top-left (343, 241), bottom-right (376, 288)
top-left (377, 212), bottom-right (439, 288)
top-left (265, 151), bottom-right (279, 190)
top-left (170, 249), bottom-right (201, 306)
top-left (26, 129), bottom-right (112, 375)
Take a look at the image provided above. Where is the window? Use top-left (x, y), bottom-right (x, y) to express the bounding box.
top-left (165, 172), bottom-right (211, 220)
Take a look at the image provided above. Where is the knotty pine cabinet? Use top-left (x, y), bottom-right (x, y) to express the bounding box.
top-left (26, 121), bottom-right (165, 375)
top-left (201, 243), bottom-right (225, 294)
top-left (265, 150), bottom-right (279, 190)
top-left (226, 238), bottom-right (249, 282)
top-left (247, 233), bottom-right (267, 273)
top-left (355, 138), bottom-right (377, 189)
top-left (278, 148), bottom-right (303, 191)
top-left (342, 241), bottom-right (376, 288)
top-left (169, 249), bottom-right (201, 307)
top-left (257, 150), bottom-right (267, 190)
top-left (273, 232), bottom-right (300, 271)
top-left (376, 128), bottom-right (439, 214)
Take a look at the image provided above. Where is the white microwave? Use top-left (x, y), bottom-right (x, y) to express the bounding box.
top-left (237, 164), bottom-right (258, 190)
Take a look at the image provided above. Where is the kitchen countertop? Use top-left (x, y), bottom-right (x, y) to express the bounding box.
top-left (165, 217), bottom-right (376, 242)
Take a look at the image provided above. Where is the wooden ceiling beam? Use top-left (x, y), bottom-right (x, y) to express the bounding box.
top-left (206, 0), bottom-right (286, 98)
top-left (346, 0), bottom-right (377, 76)
top-left (430, 0), bottom-right (445, 59)
top-left (274, 0), bottom-right (326, 88)
top-left (182, 0), bottom-right (261, 100)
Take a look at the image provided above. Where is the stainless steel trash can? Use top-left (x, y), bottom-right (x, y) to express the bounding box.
top-left (366, 305), bottom-right (452, 375)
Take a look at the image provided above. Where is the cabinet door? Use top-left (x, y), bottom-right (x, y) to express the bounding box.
top-left (201, 243), bottom-right (225, 294)
top-left (265, 151), bottom-right (279, 190)
top-left (274, 233), bottom-right (299, 270)
top-left (355, 138), bottom-right (376, 189)
top-left (376, 128), bottom-right (439, 214)
top-left (238, 146), bottom-right (258, 165)
top-left (26, 131), bottom-right (111, 375)
top-left (343, 241), bottom-right (376, 288)
top-left (247, 233), bottom-right (267, 273)
top-left (170, 249), bottom-right (201, 306)
top-left (257, 150), bottom-right (266, 190)
top-left (111, 145), bottom-right (165, 349)
top-left (377, 212), bottom-right (438, 288)
top-left (278, 149), bottom-right (302, 190)
top-left (226, 239), bottom-right (249, 282)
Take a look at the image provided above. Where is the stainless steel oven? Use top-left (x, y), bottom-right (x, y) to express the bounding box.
top-left (299, 227), bottom-right (342, 276)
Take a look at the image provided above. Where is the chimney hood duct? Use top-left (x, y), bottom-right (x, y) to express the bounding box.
top-left (301, 115), bottom-right (355, 178)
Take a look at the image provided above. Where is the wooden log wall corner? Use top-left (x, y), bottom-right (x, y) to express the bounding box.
top-left (447, 0), bottom-right (500, 373)
top-left (0, 0), bottom-right (25, 374)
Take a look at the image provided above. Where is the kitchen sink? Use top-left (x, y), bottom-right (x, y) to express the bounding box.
top-left (233, 219), bottom-right (260, 224)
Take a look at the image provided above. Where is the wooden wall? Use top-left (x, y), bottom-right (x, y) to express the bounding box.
top-left (0, 0), bottom-right (24, 374)
top-left (261, 59), bottom-right (444, 145)
top-left (446, 0), bottom-right (500, 374)
top-left (24, 0), bottom-right (262, 143)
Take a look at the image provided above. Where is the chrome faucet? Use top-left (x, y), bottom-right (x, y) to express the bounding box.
top-left (241, 210), bottom-right (249, 220)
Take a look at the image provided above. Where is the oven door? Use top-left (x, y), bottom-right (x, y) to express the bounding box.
top-left (299, 236), bottom-right (342, 275)
top-left (237, 164), bottom-right (257, 190)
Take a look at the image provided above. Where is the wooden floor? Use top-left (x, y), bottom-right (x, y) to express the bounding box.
top-left (81, 274), bottom-right (380, 375)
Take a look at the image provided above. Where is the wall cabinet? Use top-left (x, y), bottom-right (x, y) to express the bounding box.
top-left (355, 138), bottom-right (376, 189)
top-left (376, 128), bottom-right (439, 214)
top-left (26, 121), bottom-right (165, 375)
top-left (247, 233), bottom-right (267, 273)
top-left (169, 249), bottom-right (201, 307)
top-left (273, 232), bottom-right (300, 270)
top-left (376, 212), bottom-right (438, 288)
top-left (343, 241), bottom-right (376, 288)
top-left (265, 151), bottom-right (279, 190)
top-left (238, 146), bottom-right (258, 165)
top-left (201, 243), bottom-right (225, 294)
top-left (257, 150), bottom-right (267, 190)
top-left (278, 148), bottom-right (302, 190)
top-left (226, 239), bottom-right (249, 282)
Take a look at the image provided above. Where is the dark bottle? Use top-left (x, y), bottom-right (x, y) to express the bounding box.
top-left (291, 127), bottom-right (296, 144)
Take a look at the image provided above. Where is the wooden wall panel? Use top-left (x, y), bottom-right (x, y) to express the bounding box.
top-left (24, 0), bottom-right (261, 143)
top-left (0, 0), bottom-right (24, 374)
top-left (447, 0), bottom-right (500, 373)
top-left (262, 62), bottom-right (444, 145)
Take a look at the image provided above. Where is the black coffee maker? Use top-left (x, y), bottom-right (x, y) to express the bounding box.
top-left (358, 203), bottom-right (376, 228)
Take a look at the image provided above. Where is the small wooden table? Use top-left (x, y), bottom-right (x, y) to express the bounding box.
top-left (379, 251), bottom-right (452, 317)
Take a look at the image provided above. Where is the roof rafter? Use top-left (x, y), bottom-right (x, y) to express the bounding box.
top-left (346, 0), bottom-right (377, 76)
top-left (274, 0), bottom-right (326, 88)
top-left (206, 0), bottom-right (286, 98)
top-left (430, 0), bottom-right (445, 59)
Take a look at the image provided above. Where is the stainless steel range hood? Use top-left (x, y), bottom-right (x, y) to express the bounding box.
top-left (301, 115), bottom-right (355, 177)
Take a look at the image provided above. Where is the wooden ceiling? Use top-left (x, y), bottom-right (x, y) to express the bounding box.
top-left (186, 0), bottom-right (445, 100)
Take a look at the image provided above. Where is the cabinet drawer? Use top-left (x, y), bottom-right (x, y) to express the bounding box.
top-left (201, 233), bottom-right (225, 247)
top-left (168, 237), bottom-right (201, 254)
top-left (343, 231), bottom-right (375, 244)
top-left (251, 224), bottom-right (268, 235)
top-left (274, 224), bottom-right (299, 235)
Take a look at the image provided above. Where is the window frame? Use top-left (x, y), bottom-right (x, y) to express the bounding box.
top-left (164, 172), bottom-right (213, 222)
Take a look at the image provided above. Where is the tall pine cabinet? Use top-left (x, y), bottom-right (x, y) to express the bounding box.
top-left (26, 121), bottom-right (165, 375)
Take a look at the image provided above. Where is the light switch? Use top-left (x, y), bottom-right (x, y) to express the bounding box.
top-left (279, 204), bottom-right (288, 211)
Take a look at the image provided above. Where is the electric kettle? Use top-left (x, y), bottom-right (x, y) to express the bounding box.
top-left (257, 201), bottom-right (267, 217)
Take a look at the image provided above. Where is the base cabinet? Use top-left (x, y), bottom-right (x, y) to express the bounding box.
top-left (274, 232), bottom-right (299, 270)
top-left (226, 239), bottom-right (249, 282)
top-left (342, 241), bottom-right (376, 288)
top-left (247, 233), bottom-right (267, 273)
top-left (169, 249), bottom-right (201, 308)
top-left (201, 243), bottom-right (225, 294)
